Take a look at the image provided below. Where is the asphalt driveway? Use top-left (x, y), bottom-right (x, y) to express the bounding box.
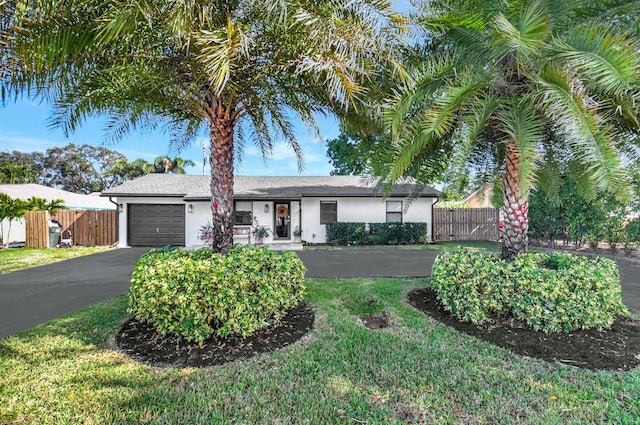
top-left (0, 248), bottom-right (148, 339)
top-left (299, 249), bottom-right (640, 313)
top-left (297, 249), bottom-right (440, 278)
top-left (1, 247), bottom-right (638, 339)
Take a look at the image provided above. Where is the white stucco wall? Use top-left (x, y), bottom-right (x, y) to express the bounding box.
top-left (116, 196), bottom-right (436, 247)
top-left (1, 217), bottom-right (25, 244)
top-left (300, 197), bottom-right (435, 243)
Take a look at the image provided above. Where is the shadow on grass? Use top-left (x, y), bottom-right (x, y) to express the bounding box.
top-left (0, 295), bottom-right (187, 424)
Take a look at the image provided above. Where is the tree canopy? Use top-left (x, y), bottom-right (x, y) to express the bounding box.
top-left (1, 0), bottom-right (407, 253)
top-left (0, 145), bottom-right (190, 192)
top-left (384, 0), bottom-right (640, 260)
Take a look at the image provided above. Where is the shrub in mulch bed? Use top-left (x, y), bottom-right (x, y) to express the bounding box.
top-left (407, 288), bottom-right (640, 371)
top-left (116, 303), bottom-right (314, 368)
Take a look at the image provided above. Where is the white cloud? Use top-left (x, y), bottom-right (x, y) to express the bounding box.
top-left (0, 133), bottom-right (63, 152)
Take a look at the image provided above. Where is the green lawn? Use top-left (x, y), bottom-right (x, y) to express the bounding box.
top-left (1, 278), bottom-right (638, 424)
top-left (0, 247), bottom-right (111, 274)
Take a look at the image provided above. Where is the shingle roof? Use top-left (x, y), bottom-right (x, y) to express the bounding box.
top-left (101, 174), bottom-right (440, 199)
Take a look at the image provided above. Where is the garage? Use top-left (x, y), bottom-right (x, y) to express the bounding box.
top-left (127, 204), bottom-right (185, 247)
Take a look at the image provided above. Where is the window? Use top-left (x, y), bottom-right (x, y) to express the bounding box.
top-left (320, 201), bottom-right (337, 224)
top-left (233, 201), bottom-right (253, 225)
top-left (386, 200), bottom-right (403, 223)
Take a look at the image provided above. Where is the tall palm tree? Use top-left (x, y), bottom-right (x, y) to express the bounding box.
top-left (385, 0), bottom-right (640, 261)
top-left (2, 0), bottom-right (407, 253)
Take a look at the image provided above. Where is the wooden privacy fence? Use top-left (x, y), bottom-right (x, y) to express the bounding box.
top-left (433, 208), bottom-right (500, 241)
top-left (25, 210), bottom-right (117, 248)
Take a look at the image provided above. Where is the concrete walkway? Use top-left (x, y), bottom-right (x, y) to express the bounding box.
top-left (1, 247), bottom-right (638, 339)
top-left (0, 248), bottom-right (148, 339)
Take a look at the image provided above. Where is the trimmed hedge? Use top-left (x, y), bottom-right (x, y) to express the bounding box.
top-left (128, 245), bottom-right (306, 344)
top-left (431, 249), bottom-right (628, 332)
top-left (325, 222), bottom-right (367, 245)
top-left (325, 222), bottom-right (428, 245)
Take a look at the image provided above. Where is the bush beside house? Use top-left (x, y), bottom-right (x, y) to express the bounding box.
top-left (325, 222), bottom-right (428, 245)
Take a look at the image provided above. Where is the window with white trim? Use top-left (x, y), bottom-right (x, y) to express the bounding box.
top-left (233, 201), bottom-right (253, 225)
top-left (320, 201), bottom-right (337, 224)
top-left (386, 200), bottom-right (403, 223)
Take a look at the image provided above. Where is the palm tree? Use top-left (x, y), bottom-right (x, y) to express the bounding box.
top-left (0, 162), bottom-right (37, 184)
top-left (385, 0), bottom-right (640, 261)
top-left (153, 157), bottom-right (196, 174)
top-left (25, 197), bottom-right (66, 214)
top-left (2, 0), bottom-right (407, 253)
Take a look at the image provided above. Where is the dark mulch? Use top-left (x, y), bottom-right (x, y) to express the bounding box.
top-left (406, 288), bottom-right (640, 371)
top-left (116, 303), bottom-right (314, 368)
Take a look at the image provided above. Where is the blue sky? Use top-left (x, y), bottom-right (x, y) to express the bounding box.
top-left (0, 99), bottom-right (341, 176)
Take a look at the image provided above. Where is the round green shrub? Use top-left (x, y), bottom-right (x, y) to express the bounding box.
top-left (431, 249), bottom-right (628, 332)
top-left (128, 245), bottom-right (306, 344)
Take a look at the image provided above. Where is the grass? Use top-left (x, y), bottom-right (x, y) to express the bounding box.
top-left (1, 278), bottom-right (638, 424)
top-left (0, 247), bottom-right (111, 274)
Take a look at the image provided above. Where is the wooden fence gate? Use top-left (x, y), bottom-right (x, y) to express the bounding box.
top-left (433, 208), bottom-right (500, 241)
top-left (25, 210), bottom-right (117, 248)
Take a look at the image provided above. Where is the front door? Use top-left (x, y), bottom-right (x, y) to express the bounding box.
top-left (274, 202), bottom-right (290, 239)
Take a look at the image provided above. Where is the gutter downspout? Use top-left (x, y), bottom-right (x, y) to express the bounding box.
top-left (108, 197), bottom-right (120, 247)
top-left (430, 195), bottom-right (439, 243)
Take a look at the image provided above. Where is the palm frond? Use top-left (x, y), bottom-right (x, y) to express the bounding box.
top-left (537, 65), bottom-right (627, 196)
top-left (389, 71), bottom-right (488, 181)
top-left (491, 0), bottom-right (550, 69)
top-left (197, 16), bottom-right (252, 96)
top-left (554, 24), bottom-right (640, 96)
top-left (383, 53), bottom-right (457, 138)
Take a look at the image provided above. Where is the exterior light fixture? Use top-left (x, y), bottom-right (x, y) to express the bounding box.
top-left (118, 204), bottom-right (123, 213)
top-left (264, 204), bottom-right (269, 213)
top-left (188, 204), bottom-right (193, 213)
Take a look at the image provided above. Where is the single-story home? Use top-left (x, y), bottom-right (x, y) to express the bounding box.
top-left (0, 184), bottom-right (116, 244)
top-left (101, 174), bottom-right (440, 247)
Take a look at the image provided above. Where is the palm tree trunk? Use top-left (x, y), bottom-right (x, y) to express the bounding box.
top-left (501, 141), bottom-right (529, 261)
top-left (208, 117), bottom-right (235, 254)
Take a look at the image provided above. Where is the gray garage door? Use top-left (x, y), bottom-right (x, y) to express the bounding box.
top-left (128, 204), bottom-right (185, 247)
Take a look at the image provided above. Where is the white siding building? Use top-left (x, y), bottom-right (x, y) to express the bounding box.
top-left (102, 174), bottom-right (440, 248)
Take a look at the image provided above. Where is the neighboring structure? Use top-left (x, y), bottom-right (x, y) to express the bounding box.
top-left (102, 174), bottom-right (440, 247)
top-left (0, 184), bottom-right (116, 244)
top-left (464, 183), bottom-right (496, 208)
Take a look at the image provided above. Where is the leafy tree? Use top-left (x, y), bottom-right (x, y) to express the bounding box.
top-left (2, 0), bottom-right (406, 253)
top-left (41, 144), bottom-right (127, 193)
top-left (0, 151), bottom-right (45, 180)
top-left (384, 0), bottom-right (640, 261)
top-left (0, 162), bottom-right (38, 183)
top-left (326, 131), bottom-right (393, 176)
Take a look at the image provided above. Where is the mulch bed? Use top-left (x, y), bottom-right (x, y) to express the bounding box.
top-left (116, 303), bottom-right (314, 368)
top-left (406, 288), bottom-right (640, 371)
